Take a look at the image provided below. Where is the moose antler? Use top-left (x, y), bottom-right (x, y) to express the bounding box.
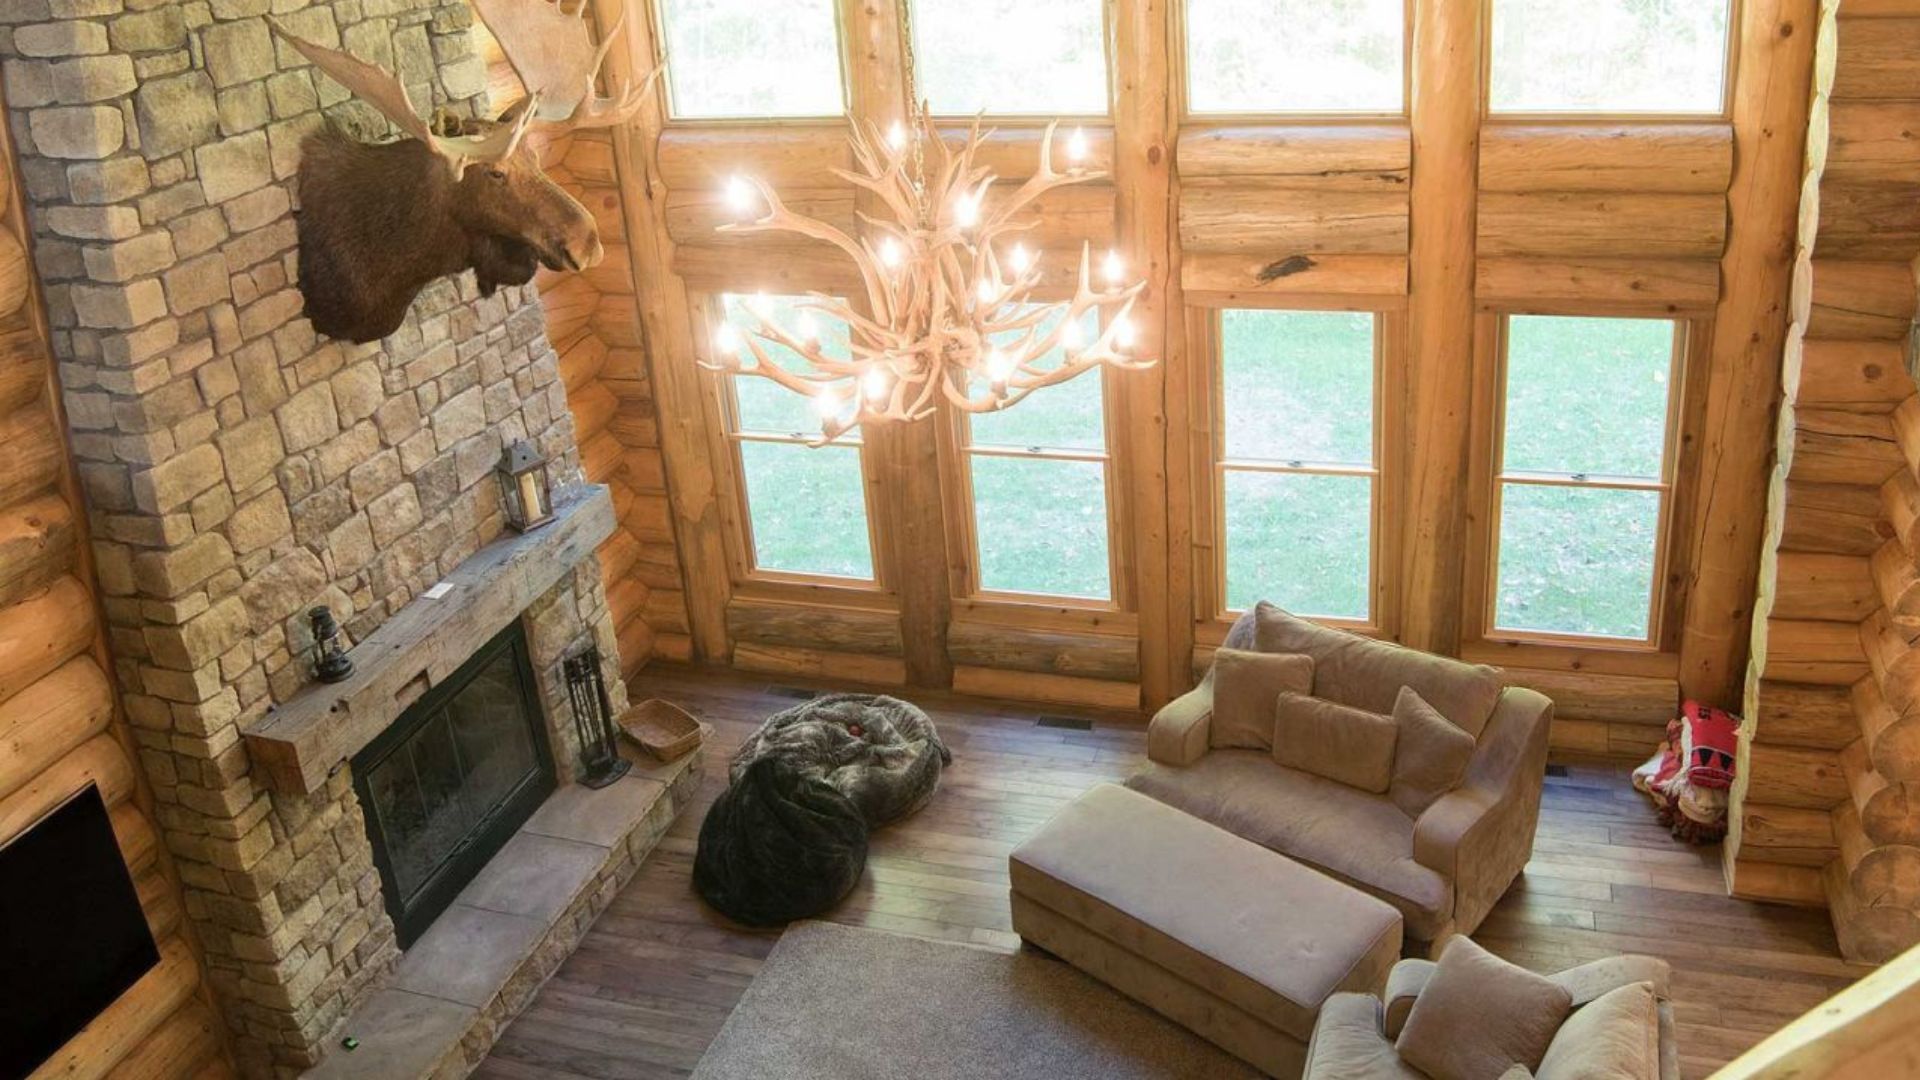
top-left (470, 0), bottom-right (663, 132)
top-left (267, 19), bottom-right (539, 178)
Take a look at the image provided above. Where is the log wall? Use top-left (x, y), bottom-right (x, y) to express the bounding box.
top-left (1737, 0), bottom-right (1920, 959)
top-left (0, 89), bottom-right (230, 1079)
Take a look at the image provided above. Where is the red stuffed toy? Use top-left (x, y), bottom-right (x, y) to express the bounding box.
top-left (1633, 700), bottom-right (1741, 844)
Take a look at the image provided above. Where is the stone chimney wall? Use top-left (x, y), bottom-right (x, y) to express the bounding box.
top-left (0, 1), bottom-right (625, 1074)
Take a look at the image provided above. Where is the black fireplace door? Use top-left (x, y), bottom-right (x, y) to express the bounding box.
top-left (352, 620), bottom-right (555, 947)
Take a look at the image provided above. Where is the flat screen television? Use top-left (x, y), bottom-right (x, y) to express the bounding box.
top-left (0, 784), bottom-right (159, 1078)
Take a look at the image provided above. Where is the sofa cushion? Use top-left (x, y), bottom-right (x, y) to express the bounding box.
top-left (1010, 783), bottom-right (1403, 1043)
top-left (1126, 751), bottom-right (1453, 940)
top-left (1395, 936), bottom-right (1572, 1080)
top-left (1389, 688), bottom-right (1477, 817)
top-left (1253, 603), bottom-right (1504, 738)
top-left (1274, 691), bottom-right (1398, 793)
top-left (1213, 648), bottom-right (1315, 750)
top-left (1536, 981), bottom-right (1659, 1080)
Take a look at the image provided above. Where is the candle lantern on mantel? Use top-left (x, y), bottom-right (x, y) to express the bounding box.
top-left (308, 605), bottom-right (353, 684)
top-left (497, 439), bottom-right (553, 533)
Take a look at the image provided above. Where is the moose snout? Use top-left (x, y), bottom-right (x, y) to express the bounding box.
top-left (561, 233), bottom-right (604, 272)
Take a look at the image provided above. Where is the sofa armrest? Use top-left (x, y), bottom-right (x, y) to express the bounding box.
top-left (1411, 687), bottom-right (1553, 934)
top-left (1303, 993), bottom-right (1418, 1079)
top-left (1147, 684), bottom-right (1213, 766)
top-left (1382, 958), bottom-right (1436, 1039)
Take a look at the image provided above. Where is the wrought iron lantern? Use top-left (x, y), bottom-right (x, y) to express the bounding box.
top-left (308, 605), bottom-right (354, 684)
top-left (497, 439), bottom-right (554, 532)
top-left (563, 647), bottom-right (630, 789)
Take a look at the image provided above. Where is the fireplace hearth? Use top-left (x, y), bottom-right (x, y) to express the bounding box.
top-left (355, 622), bottom-right (555, 947)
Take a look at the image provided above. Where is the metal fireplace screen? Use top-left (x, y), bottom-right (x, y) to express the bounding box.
top-left (353, 620), bottom-right (554, 947)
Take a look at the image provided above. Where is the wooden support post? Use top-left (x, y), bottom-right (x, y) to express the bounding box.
top-left (1681, 0), bottom-right (1820, 706)
top-left (591, 0), bottom-right (732, 663)
top-left (1112, 0), bottom-right (1179, 707)
top-left (839, 0), bottom-right (953, 688)
top-left (1399, 0), bottom-right (1483, 653)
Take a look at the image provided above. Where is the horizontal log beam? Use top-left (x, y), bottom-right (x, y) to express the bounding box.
top-left (727, 596), bottom-right (905, 657)
top-left (1764, 617), bottom-right (1871, 684)
top-left (1758, 679), bottom-right (1863, 750)
top-left (1739, 801), bottom-right (1838, 865)
top-left (1474, 256), bottom-right (1720, 313)
top-left (1773, 551), bottom-right (1879, 622)
top-left (0, 656), bottom-right (113, 803)
top-left (1180, 252), bottom-right (1408, 300)
top-left (1176, 125), bottom-right (1409, 189)
top-left (1798, 340), bottom-right (1912, 410)
top-left (1782, 480), bottom-right (1893, 555)
top-left (1501, 667), bottom-right (1675, 725)
top-left (1809, 259), bottom-right (1917, 340)
top-left (1179, 187), bottom-right (1408, 255)
top-left (1476, 191), bottom-right (1726, 260)
top-left (1478, 124), bottom-right (1733, 194)
top-left (730, 641), bottom-right (907, 686)
top-left (1747, 742), bottom-right (1851, 809)
top-left (1790, 408), bottom-right (1903, 487)
top-left (946, 619), bottom-right (1140, 681)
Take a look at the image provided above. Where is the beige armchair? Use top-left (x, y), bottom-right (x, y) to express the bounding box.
top-left (1305, 954), bottom-right (1680, 1079)
top-left (1126, 604), bottom-right (1552, 951)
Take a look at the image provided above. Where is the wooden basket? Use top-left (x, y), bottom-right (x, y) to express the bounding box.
top-left (619, 699), bottom-right (707, 761)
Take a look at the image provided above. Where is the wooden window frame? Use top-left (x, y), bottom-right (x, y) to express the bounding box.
top-left (1479, 0), bottom-right (1742, 123)
top-left (1171, 0), bottom-right (1415, 121)
top-left (690, 291), bottom-right (891, 600)
top-left (647, 0), bottom-right (855, 124)
top-left (1461, 312), bottom-right (1712, 671)
top-left (1185, 300), bottom-right (1406, 645)
top-left (936, 308), bottom-right (1133, 614)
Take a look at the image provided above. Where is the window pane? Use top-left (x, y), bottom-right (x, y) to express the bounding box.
top-left (1222, 310), bottom-right (1374, 466)
top-left (1224, 471), bottom-right (1372, 620)
top-left (970, 455), bottom-right (1110, 598)
top-left (909, 0), bottom-right (1107, 115)
top-left (1502, 316), bottom-right (1673, 480)
top-left (1185, 0), bottom-right (1403, 114)
top-left (660, 0), bottom-right (844, 119)
top-left (721, 294), bottom-right (852, 436)
top-left (970, 309), bottom-right (1105, 451)
top-left (1490, 0), bottom-right (1731, 114)
top-left (1494, 484), bottom-right (1660, 639)
top-left (737, 441), bottom-right (872, 578)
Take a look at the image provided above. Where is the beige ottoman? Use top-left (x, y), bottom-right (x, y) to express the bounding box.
top-left (1010, 783), bottom-right (1403, 1079)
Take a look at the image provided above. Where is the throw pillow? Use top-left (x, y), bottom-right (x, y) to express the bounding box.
top-left (1210, 649), bottom-right (1314, 751)
top-left (1396, 936), bottom-right (1573, 1080)
top-left (1272, 691), bottom-right (1398, 792)
top-left (1536, 981), bottom-right (1660, 1080)
top-left (1389, 687), bottom-right (1478, 817)
top-left (1252, 602), bottom-right (1505, 737)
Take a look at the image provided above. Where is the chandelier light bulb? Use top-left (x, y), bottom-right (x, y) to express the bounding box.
top-left (1103, 248), bottom-right (1125, 284)
top-left (714, 323), bottom-right (741, 355)
top-left (864, 368), bottom-right (890, 402)
top-left (880, 237), bottom-right (903, 269)
top-left (796, 311), bottom-right (819, 341)
top-left (1060, 318), bottom-right (1084, 350)
top-left (814, 387), bottom-right (841, 419)
top-left (749, 290), bottom-right (771, 315)
top-left (1067, 127), bottom-right (1088, 164)
top-left (1113, 315), bottom-right (1136, 349)
top-left (976, 278), bottom-right (995, 304)
top-left (887, 121), bottom-right (907, 150)
top-left (986, 348), bottom-right (1013, 383)
top-left (954, 192), bottom-right (980, 229)
top-left (725, 175), bottom-right (754, 216)
top-left (1008, 243), bottom-right (1033, 275)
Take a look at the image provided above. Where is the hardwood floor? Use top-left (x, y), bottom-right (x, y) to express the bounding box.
top-left (476, 665), bottom-right (1869, 1080)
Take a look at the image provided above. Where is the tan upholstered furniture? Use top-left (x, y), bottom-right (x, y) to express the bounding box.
top-left (1129, 603), bottom-right (1553, 951)
top-left (1304, 953), bottom-right (1680, 1080)
top-left (1010, 782), bottom-right (1404, 1078)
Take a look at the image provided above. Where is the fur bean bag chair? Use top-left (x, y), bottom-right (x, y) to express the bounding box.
top-left (729, 693), bottom-right (953, 828)
top-left (694, 755), bottom-right (869, 927)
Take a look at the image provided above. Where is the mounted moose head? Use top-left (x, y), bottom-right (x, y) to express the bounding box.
top-left (268, 1), bottom-right (658, 343)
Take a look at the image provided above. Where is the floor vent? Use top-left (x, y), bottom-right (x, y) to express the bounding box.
top-left (1545, 764), bottom-right (1570, 777)
top-left (1036, 715), bottom-right (1094, 731)
top-left (766, 685), bottom-right (820, 701)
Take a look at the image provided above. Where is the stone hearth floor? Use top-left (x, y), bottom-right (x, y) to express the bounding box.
top-left (307, 745), bottom-right (704, 1079)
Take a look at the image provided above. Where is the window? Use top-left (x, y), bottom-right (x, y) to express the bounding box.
top-left (1488, 315), bottom-right (1682, 642)
top-left (960, 310), bottom-right (1113, 600)
top-left (1184, 0), bottom-right (1404, 114)
top-left (908, 0), bottom-right (1108, 116)
top-left (658, 0), bottom-right (845, 119)
top-left (716, 294), bottom-right (874, 580)
top-left (1489, 0), bottom-right (1732, 114)
top-left (1216, 310), bottom-right (1379, 622)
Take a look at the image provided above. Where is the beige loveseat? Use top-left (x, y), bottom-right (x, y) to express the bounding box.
top-left (1127, 603), bottom-right (1552, 951)
top-left (1305, 953), bottom-right (1679, 1079)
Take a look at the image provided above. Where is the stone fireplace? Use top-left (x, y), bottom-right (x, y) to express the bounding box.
top-left (0, 1), bottom-right (693, 1075)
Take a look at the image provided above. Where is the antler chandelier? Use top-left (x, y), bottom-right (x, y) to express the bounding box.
top-left (706, 15), bottom-right (1153, 444)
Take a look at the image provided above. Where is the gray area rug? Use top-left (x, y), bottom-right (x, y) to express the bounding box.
top-left (690, 921), bottom-right (1260, 1079)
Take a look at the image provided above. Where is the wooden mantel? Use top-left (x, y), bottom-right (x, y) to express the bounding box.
top-left (245, 485), bottom-right (617, 794)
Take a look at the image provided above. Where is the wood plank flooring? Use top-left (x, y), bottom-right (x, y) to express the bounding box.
top-left (476, 666), bottom-right (1871, 1080)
